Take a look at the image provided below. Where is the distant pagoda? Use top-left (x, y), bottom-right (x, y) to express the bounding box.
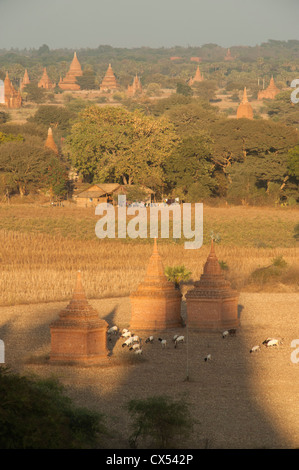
top-left (224, 48), bottom-right (235, 61)
top-left (45, 127), bottom-right (58, 154)
top-left (59, 52), bottom-right (83, 90)
top-left (4, 72), bottom-right (22, 108)
top-left (20, 69), bottom-right (30, 90)
top-left (188, 66), bottom-right (204, 86)
top-left (130, 239), bottom-right (182, 331)
top-left (258, 77), bottom-right (280, 100)
top-left (100, 64), bottom-right (118, 91)
top-left (185, 239), bottom-right (239, 330)
top-left (236, 87), bottom-right (253, 120)
top-left (50, 271), bottom-right (108, 364)
top-left (127, 74), bottom-right (142, 97)
top-left (38, 68), bottom-right (55, 89)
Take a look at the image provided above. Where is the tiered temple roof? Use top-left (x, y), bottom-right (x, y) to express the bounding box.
top-left (258, 77), bottom-right (280, 100)
top-left (127, 74), bottom-right (142, 97)
top-left (236, 87), bottom-right (253, 120)
top-left (50, 271), bottom-right (108, 364)
top-left (130, 239), bottom-right (182, 331)
top-left (38, 68), bottom-right (55, 89)
top-left (20, 69), bottom-right (30, 90)
top-left (59, 52), bottom-right (83, 90)
top-left (100, 64), bottom-right (118, 91)
top-left (186, 239), bottom-right (239, 330)
top-left (188, 66), bottom-right (204, 86)
top-left (4, 72), bottom-right (22, 108)
top-left (45, 127), bottom-right (58, 154)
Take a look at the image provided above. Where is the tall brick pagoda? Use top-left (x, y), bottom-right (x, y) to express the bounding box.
top-left (38, 68), bottom-right (55, 89)
top-left (127, 74), bottom-right (142, 97)
top-left (130, 239), bottom-right (182, 331)
top-left (4, 72), bottom-right (22, 108)
top-left (258, 77), bottom-right (280, 100)
top-left (237, 87), bottom-right (253, 119)
top-left (59, 52), bottom-right (83, 90)
top-left (20, 69), bottom-right (30, 90)
top-left (50, 271), bottom-right (108, 364)
top-left (185, 239), bottom-right (239, 330)
top-left (224, 48), bottom-right (235, 61)
top-left (189, 66), bottom-right (204, 86)
top-left (100, 64), bottom-right (118, 91)
top-left (45, 127), bottom-right (58, 154)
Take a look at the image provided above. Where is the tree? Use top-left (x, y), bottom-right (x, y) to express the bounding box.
top-left (165, 266), bottom-right (191, 289)
top-left (0, 136), bottom-right (64, 197)
top-left (29, 105), bottom-right (74, 134)
top-left (288, 146), bottom-right (299, 179)
top-left (76, 69), bottom-right (96, 90)
top-left (23, 83), bottom-right (46, 104)
top-left (0, 366), bottom-right (106, 449)
top-left (126, 395), bottom-right (195, 449)
top-left (0, 111), bottom-right (10, 124)
top-left (66, 106), bottom-right (179, 190)
top-left (176, 82), bottom-right (193, 97)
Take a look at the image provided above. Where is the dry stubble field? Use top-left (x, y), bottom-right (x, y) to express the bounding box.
top-left (0, 203), bottom-right (298, 448)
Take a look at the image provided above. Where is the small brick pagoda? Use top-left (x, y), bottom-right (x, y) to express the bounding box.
top-left (236, 87), bottom-right (253, 120)
top-left (38, 68), bottom-right (55, 89)
top-left (4, 72), bottom-right (22, 109)
top-left (258, 77), bottom-right (280, 100)
top-left (224, 48), bottom-right (235, 61)
top-left (130, 239), bottom-right (182, 331)
top-left (189, 66), bottom-right (204, 86)
top-left (50, 271), bottom-right (108, 364)
top-left (59, 52), bottom-right (83, 90)
top-left (100, 64), bottom-right (118, 91)
top-left (185, 239), bottom-right (239, 330)
top-left (45, 127), bottom-right (58, 154)
top-left (20, 69), bottom-right (30, 90)
top-left (127, 74), bottom-right (142, 97)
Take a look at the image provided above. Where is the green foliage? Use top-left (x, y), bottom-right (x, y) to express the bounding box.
top-left (176, 82), bottom-right (193, 96)
top-left (0, 111), bottom-right (10, 124)
top-left (0, 366), bottom-right (107, 449)
top-left (288, 146), bottom-right (299, 179)
top-left (66, 105), bottom-right (179, 189)
top-left (29, 105), bottom-right (74, 134)
top-left (0, 132), bottom-right (23, 144)
top-left (125, 186), bottom-right (149, 202)
top-left (218, 260), bottom-right (229, 270)
top-left (23, 83), bottom-right (47, 103)
top-left (76, 69), bottom-right (96, 90)
top-left (126, 395), bottom-right (195, 449)
top-left (294, 223), bottom-right (299, 240)
top-left (272, 255), bottom-right (287, 268)
top-left (165, 265), bottom-right (191, 289)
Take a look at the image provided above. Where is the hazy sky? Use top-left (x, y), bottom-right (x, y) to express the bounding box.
top-left (0, 0), bottom-right (298, 49)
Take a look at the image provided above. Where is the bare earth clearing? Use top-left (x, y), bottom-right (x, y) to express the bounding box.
top-left (1, 292), bottom-right (298, 449)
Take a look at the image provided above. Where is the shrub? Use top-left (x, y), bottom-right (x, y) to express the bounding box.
top-left (165, 265), bottom-right (191, 289)
top-left (126, 395), bottom-right (195, 449)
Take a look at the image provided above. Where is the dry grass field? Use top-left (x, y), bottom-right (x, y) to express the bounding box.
top-left (0, 203), bottom-right (298, 448)
top-left (0, 292), bottom-right (298, 449)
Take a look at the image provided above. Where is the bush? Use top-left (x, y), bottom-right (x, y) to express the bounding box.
top-left (126, 395), bottom-right (195, 449)
top-left (165, 265), bottom-right (191, 289)
top-left (0, 366), bottom-right (107, 449)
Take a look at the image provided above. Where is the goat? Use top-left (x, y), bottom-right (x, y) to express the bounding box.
top-left (129, 343), bottom-right (141, 351)
top-left (121, 331), bottom-right (132, 338)
top-left (145, 336), bottom-right (154, 344)
top-left (107, 326), bottom-right (118, 335)
top-left (122, 337), bottom-right (134, 348)
top-left (250, 345), bottom-right (261, 353)
top-left (158, 338), bottom-right (167, 348)
top-left (265, 339), bottom-right (279, 347)
top-left (204, 354), bottom-right (212, 362)
top-left (135, 348), bottom-right (143, 355)
top-left (174, 336), bottom-right (185, 348)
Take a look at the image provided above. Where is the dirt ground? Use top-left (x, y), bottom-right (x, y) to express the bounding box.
top-left (0, 292), bottom-right (298, 449)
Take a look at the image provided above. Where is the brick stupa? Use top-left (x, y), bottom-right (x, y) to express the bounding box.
top-left (258, 77), bottom-right (280, 100)
top-left (38, 68), bottom-right (55, 89)
top-left (130, 239), bottom-right (182, 331)
top-left (45, 127), bottom-right (58, 154)
top-left (224, 48), bottom-right (235, 61)
top-left (20, 69), bottom-right (30, 90)
top-left (4, 72), bottom-right (22, 108)
top-left (185, 239), bottom-right (239, 330)
top-left (100, 64), bottom-right (118, 91)
top-left (237, 87), bottom-right (253, 120)
top-left (59, 52), bottom-right (83, 90)
top-left (127, 74), bottom-right (142, 97)
top-left (50, 271), bottom-right (108, 364)
top-left (189, 66), bottom-right (204, 86)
